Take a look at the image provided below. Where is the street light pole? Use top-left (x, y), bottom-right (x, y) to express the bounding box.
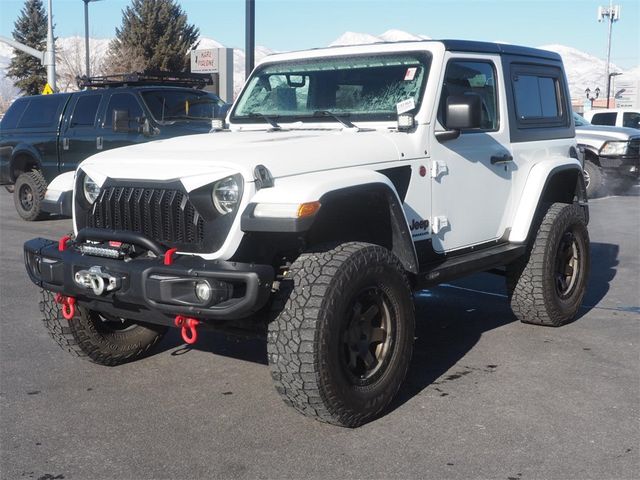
top-left (45, 0), bottom-right (56, 90)
top-left (607, 72), bottom-right (622, 108)
top-left (245, 0), bottom-right (255, 80)
top-left (83, 0), bottom-right (90, 77)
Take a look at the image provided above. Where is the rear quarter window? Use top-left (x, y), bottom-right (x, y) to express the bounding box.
top-left (590, 112), bottom-right (617, 126)
top-left (0, 99), bottom-right (29, 130)
top-left (17, 95), bottom-right (66, 129)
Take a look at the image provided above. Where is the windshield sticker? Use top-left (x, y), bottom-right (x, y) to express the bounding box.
top-left (404, 67), bottom-right (417, 81)
top-left (396, 98), bottom-right (416, 114)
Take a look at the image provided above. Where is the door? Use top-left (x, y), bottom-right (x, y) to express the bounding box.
top-left (100, 92), bottom-right (147, 152)
top-left (60, 93), bottom-right (104, 170)
top-left (429, 55), bottom-right (512, 253)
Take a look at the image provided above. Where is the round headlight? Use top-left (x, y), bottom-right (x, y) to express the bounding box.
top-left (83, 174), bottom-right (101, 204)
top-left (213, 176), bottom-right (239, 214)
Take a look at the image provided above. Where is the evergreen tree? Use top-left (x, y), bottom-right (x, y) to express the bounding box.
top-left (105, 0), bottom-right (199, 74)
top-left (7, 0), bottom-right (48, 95)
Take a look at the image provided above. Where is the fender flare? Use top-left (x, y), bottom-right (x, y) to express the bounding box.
top-left (509, 160), bottom-right (586, 243)
top-left (241, 169), bottom-right (419, 274)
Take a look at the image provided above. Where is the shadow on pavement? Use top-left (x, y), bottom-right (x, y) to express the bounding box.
top-left (582, 242), bottom-right (619, 311)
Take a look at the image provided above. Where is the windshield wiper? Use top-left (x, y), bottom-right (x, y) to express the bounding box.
top-left (246, 112), bottom-right (281, 129)
top-left (312, 110), bottom-right (356, 129)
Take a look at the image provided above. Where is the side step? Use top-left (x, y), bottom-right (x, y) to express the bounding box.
top-left (418, 243), bottom-right (526, 288)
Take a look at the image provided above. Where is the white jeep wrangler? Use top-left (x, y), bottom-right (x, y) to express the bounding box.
top-left (24, 40), bottom-right (590, 427)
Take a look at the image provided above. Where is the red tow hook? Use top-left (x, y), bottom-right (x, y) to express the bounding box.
top-left (174, 315), bottom-right (200, 345)
top-left (58, 235), bottom-right (72, 252)
top-left (54, 293), bottom-right (76, 320)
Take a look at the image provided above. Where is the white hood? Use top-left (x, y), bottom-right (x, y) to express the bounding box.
top-left (79, 129), bottom-right (404, 190)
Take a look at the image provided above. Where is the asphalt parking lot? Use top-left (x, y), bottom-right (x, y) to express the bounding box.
top-left (1, 188), bottom-right (638, 480)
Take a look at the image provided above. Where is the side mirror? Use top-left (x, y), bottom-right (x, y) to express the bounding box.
top-left (112, 109), bottom-right (130, 133)
top-left (436, 94), bottom-right (482, 142)
top-left (445, 94), bottom-right (482, 130)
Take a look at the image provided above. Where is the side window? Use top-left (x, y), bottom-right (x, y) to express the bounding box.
top-left (590, 112), bottom-right (616, 126)
top-left (70, 95), bottom-right (101, 127)
top-left (510, 65), bottom-right (567, 129)
top-left (17, 96), bottom-right (65, 128)
top-left (103, 93), bottom-right (143, 129)
top-left (622, 112), bottom-right (640, 129)
top-left (438, 60), bottom-right (498, 131)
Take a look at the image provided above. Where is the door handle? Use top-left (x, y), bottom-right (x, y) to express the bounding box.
top-left (96, 136), bottom-right (103, 150)
top-left (490, 153), bottom-right (513, 164)
top-left (62, 138), bottom-right (69, 150)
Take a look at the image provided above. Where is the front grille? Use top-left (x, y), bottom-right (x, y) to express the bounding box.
top-left (628, 138), bottom-right (640, 157)
top-left (89, 186), bottom-right (204, 248)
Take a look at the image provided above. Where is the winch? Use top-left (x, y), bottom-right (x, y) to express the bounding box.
top-left (74, 266), bottom-right (122, 296)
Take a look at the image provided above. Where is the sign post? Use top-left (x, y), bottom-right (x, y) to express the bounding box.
top-left (191, 48), bottom-right (234, 103)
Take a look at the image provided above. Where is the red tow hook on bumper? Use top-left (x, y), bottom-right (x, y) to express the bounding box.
top-left (54, 293), bottom-right (76, 320)
top-left (174, 315), bottom-right (200, 345)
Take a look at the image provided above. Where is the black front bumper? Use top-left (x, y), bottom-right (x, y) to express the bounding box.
top-left (599, 155), bottom-right (640, 179)
top-left (24, 235), bottom-right (275, 327)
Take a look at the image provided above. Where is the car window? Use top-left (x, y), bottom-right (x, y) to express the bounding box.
top-left (573, 112), bottom-right (590, 126)
top-left (622, 112), bottom-right (640, 129)
top-left (0, 99), bottom-right (28, 129)
top-left (141, 90), bottom-right (225, 121)
top-left (438, 60), bottom-right (498, 131)
top-left (103, 93), bottom-right (143, 129)
top-left (70, 95), bottom-right (101, 127)
top-left (590, 112), bottom-right (616, 126)
top-left (513, 75), bottom-right (559, 119)
top-left (17, 96), bottom-right (66, 128)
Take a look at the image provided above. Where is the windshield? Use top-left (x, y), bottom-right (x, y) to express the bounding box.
top-left (141, 90), bottom-right (226, 121)
top-left (232, 52), bottom-right (431, 123)
top-left (573, 112), bottom-right (590, 127)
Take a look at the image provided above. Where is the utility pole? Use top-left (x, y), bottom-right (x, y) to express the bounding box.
top-left (245, 0), bottom-right (255, 81)
top-left (598, 1), bottom-right (620, 108)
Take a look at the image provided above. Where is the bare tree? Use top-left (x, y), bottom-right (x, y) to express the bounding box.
top-left (56, 37), bottom-right (107, 91)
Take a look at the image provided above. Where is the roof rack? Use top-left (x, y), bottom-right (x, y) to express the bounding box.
top-left (76, 70), bottom-right (213, 90)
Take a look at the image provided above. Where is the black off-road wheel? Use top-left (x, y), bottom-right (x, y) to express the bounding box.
top-left (40, 290), bottom-right (167, 366)
top-left (583, 160), bottom-right (603, 198)
top-left (268, 242), bottom-right (415, 427)
top-left (507, 203), bottom-right (590, 327)
top-left (14, 170), bottom-right (47, 221)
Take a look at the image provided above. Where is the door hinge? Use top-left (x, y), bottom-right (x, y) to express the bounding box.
top-left (432, 215), bottom-right (449, 234)
top-left (431, 160), bottom-right (448, 179)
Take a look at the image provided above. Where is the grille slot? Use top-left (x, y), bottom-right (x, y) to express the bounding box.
top-left (628, 138), bottom-right (639, 157)
top-left (89, 187), bottom-right (204, 248)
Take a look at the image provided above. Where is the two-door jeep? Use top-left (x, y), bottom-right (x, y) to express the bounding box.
top-left (24, 40), bottom-right (590, 427)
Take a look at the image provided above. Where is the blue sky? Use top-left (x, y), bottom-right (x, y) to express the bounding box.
top-left (1, 0), bottom-right (639, 69)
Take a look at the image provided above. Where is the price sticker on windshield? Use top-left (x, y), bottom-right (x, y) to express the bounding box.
top-left (404, 67), bottom-right (417, 81)
top-left (396, 98), bottom-right (416, 114)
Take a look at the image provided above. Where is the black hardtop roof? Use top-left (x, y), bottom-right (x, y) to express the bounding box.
top-left (291, 39), bottom-right (562, 62)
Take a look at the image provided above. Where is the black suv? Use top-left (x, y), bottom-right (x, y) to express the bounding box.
top-left (1, 73), bottom-right (228, 220)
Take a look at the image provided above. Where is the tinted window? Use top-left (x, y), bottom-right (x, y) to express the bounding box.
top-left (141, 90), bottom-right (225, 121)
top-left (590, 112), bottom-right (616, 126)
top-left (438, 60), bottom-right (498, 131)
top-left (18, 95), bottom-right (65, 128)
top-left (71, 95), bottom-right (101, 127)
top-left (103, 93), bottom-right (143, 128)
top-left (513, 74), bottom-right (560, 119)
top-left (622, 112), bottom-right (640, 129)
top-left (0, 99), bottom-right (28, 129)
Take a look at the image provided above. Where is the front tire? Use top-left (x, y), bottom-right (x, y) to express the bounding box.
top-left (40, 290), bottom-right (167, 366)
top-left (507, 203), bottom-right (590, 326)
top-left (14, 170), bottom-right (47, 221)
top-left (583, 160), bottom-right (603, 198)
top-left (268, 242), bottom-right (415, 427)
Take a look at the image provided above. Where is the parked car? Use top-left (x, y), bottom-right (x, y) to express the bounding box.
top-left (582, 108), bottom-right (640, 129)
top-left (25, 40), bottom-right (589, 427)
top-left (574, 112), bottom-right (639, 197)
top-left (1, 74), bottom-right (229, 220)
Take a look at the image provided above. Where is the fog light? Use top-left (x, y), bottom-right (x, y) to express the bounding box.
top-left (195, 281), bottom-right (212, 303)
